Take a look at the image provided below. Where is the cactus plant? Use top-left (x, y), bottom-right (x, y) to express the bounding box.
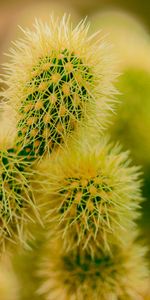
top-left (90, 8), bottom-right (150, 255)
top-left (0, 113), bottom-right (41, 248)
top-left (2, 15), bottom-right (117, 159)
top-left (37, 236), bottom-right (148, 300)
top-left (35, 138), bottom-right (143, 254)
top-left (0, 15), bottom-right (118, 249)
top-left (0, 15), bottom-right (149, 300)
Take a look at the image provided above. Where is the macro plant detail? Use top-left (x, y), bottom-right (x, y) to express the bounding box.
top-left (0, 147), bottom-right (39, 247)
top-left (36, 140), bottom-right (143, 254)
top-left (2, 16), bottom-right (117, 160)
top-left (16, 49), bottom-right (94, 157)
top-left (38, 238), bottom-right (148, 300)
top-left (0, 14), bottom-right (149, 300)
top-left (0, 15), bottom-right (117, 249)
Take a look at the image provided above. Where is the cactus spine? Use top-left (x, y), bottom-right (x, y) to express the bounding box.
top-left (0, 15), bottom-right (148, 300)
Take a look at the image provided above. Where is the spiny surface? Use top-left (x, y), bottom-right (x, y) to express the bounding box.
top-left (35, 139), bottom-right (143, 254)
top-left (0, 147), bottom-right (39, 248)
top-left (2, 16), bottom-right (117, 158)
top-left (16, 49), bottom-right (94, 157)
top-left (38, 239), bottom-right (148, 300)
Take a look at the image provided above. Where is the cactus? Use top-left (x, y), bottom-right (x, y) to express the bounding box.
top-left (37, 236), bottom-right (148, 300)
top-left (0, 114), bottom-right (41, 248)
top-left (0, 16), bottom-right (117, 248)
top-left (0, 15), bottom-right (149, 300)
top-left (90, 9), bottom-right (150, 255)
top-left (0, 146), bottom-right (40, 248)
top-left (15, 48), bottom-right (95, 158)
top-left (36, 138), bottom-right (142, 254)
top-left (2, 16), bottom-right (117, 159)
top-left (0, 15), bottom-right (118, 249)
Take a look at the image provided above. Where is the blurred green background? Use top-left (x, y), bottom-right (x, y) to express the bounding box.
top-left (0, 0), bottom-right (150, 28)
top-left (0, 0), bottom-right (150, 61)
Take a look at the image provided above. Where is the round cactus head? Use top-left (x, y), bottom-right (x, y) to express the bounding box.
top-left (36, 138), bottom-right (143, 253)
top-left (2, 16), bottom-right (117, 159)
top-left (37, 239), bottom-right (148, 300)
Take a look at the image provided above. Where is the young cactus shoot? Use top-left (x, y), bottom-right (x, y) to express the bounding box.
top-left (35, 139), bottom-right (143, 254)
top-left (2, 16), bottom-right (117, 159)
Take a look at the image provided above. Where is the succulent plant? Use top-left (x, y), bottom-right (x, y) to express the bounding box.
top-left (37, 237), bottom-right (148, 300)
top-left (1, 15), bottom-right (118, 248)
top-left (15, 48), bottom-right (95, 158)
top-left (2, 16), bottom-right (117, 160)
top-left (0, 15), bottom-right (149, 299)
top-left (90, 10), bottom-right (150, 253)
top-left (0, 105), bottom-right (41, 249)
top-left (0, 146), bottom-right (40, 248)
top-left (35, 138), bottom-right (143, 254)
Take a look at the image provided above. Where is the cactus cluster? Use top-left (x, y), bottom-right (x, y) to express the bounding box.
top-left (1, 16), bottom-right (116, 247)
top-left (0, 15), bottom-right (148, 300)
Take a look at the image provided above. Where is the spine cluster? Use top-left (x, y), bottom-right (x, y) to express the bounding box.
top-left (16, 49), bottom-right (94, 158)
top-left (0, 15), bottom-right (148, 299)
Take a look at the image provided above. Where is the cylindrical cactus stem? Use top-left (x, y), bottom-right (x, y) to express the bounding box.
top-left (2, 16), bottom-right (117, 159)
top-left (0, 106), bottom-right (41, 249)
top-left (34, 138), bottom-right (143, 254)
top-left (0, 147), bottom-right (40, 249)
top-left (16, 48), bottom-right (95, 158)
